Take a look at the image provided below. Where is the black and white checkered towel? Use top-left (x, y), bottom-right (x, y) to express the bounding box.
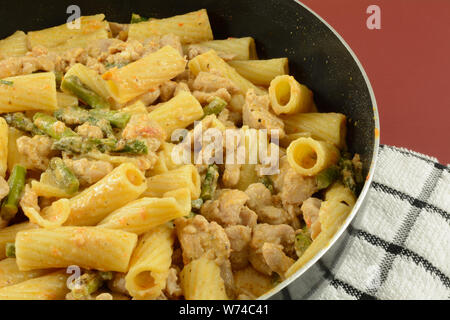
top-left (271, 145), bottom-right (450, 300)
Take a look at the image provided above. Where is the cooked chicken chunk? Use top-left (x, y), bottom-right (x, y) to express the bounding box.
top-left (16, 135), bottom-right (54, 171)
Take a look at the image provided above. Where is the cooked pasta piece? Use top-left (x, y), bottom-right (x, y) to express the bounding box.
top-left (128, 9), bottom-right (213, 44)
top-left (27, 14), bottom-right (108, 52)
top-left (285, 200), bottom-right (352, 277)
top-left (15, 227), bottom-right (138, 272)
top-left (0, 271), bottom-right (69, 300)
top-left (191, 37), bottom-right (257, 60)
top-left (65, 163), bottom-right (147, 226)
top-left (31, 180), bottom-right (73, 198)
top-left (0, 258), bottom-right (51, 288)
top-left (188, 50), bottom-right (266, 96)
top-left (98, 188), bottom-right (190, 234)
top-left (0, 31), bottom-right (28, 59)
top-left (325, 182), bottom-right (356, 207)
top-left (125, 224), bottom-right (174, 299)
top-left (147, 91), bottom-right (204, 139)
top-left (282, 112), bottom-right (347, 149)
top-left (6, 127), bottom-right (27, 173)
top-left (0, 118), bottom-right (7, 177)
top-left (0, 222), bottom-right (37, 260)
top-left (63, 63), bottom-right (110, 100)
top-left (144, 165), bottom-right (201, 199)
top-left (269, 75), bottom-right (314, 115)
top-left (22, 198), bottom-right (71, 229)
top-left (56, 92), bottom-right (79, 108)
top-left (287, 137), bottom-right (340, 176)
top-left (0, 72), bottom-right (57, 113)
top-left (180, 255), bottom-right (229, 300)
top-left (228, 58), bottom-right (288, 86)
top-left (103, 45), bottom-right (186, 104)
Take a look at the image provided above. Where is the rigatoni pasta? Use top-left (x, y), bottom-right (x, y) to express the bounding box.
top-left (192, 37), bottom-right (258, 60)
top-left (15, 227), bottom-right (138, 272)
top-left (0, 258), bottom-right (51, 288)
top-left (229, 58), bottom-right (288, 86)
top-left (0, 31), bottom-right (27, 59)
top-left (0, 118), bottom-right (7, 177)
top-left (269, 75), bottom-right (314, 115)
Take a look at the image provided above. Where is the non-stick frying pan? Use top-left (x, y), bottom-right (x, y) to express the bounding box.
top-left (0, 0), bottom-right (380, 299)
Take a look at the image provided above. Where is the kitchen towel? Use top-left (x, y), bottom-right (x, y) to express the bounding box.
top-left (271, 144), bottom-right (450, 300)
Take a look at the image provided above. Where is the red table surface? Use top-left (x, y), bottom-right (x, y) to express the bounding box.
top-left (300, 0), bottom-right (450, 164)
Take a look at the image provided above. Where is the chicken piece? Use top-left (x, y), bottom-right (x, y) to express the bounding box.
top-left (249, 223), bottom-right (295, 276)
top-left (234, 266), bottom-right (274, 299)
top-left (160, 33), bottom-right (183, 56)
top-left (63, 158), bottom-right (113, 187)
top-left (261, 242), bottom-right (295, 276)
top-left (222, 164), bottom-right (241, 187)
top-left (75, 122), bottom-right (103, 139)
top-left (19, 184), bottom-right (39, 212)
top-left (192, 71), bottom-right (240, 95)
top-left (164, 268), bottom-right (182, 299)
top-left (104, 39), bottom-right (145, 67)
top-left (175, 215), bottom-right (230, 265)
top-left (200, 189), bottom-right (257, 227)
top-left (242, 89), bottom-right (285, 138)
top-left (280, 168), bottom-right (318, 208)
top-left (301, 197), bottom-right (322, 239)
top-left (0, 177), bottom-right (9, 202)
top-left (193, 88), bottom-right (232, 104)
top-left (16, 135), bottom-right (54, 171)
top-left (159, 81), bottom-right (190, 102)
top-left (122, 113), bottom-right (166, 152)
top-left (107, 273), bottom-right (128, 295)
top-left (0, 47), bottom-right (57, 78)
top-left (225, 225), bottom-right (252, 270)
top-left (245, 183), bottom-right (292, 225)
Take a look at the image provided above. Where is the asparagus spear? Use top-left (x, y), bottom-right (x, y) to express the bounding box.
top-left (294, 228), bottom-right (312, 258)
top-left (52, 136), bottom-right (148, 155)
top-left (55, 106), bottom-right (130, 129)
top-left (47, 158), bottom-right (79, 195)
top-left (3, 113), bottom-right (45, 135)
top-left (200, 164), bottom-right (219, 201)
top-left (61, 75), bottom-right (110, 109)
top-left (0, 165), bottom-right (27, 221)
top-left (70, 271), bottom-right (107, 300)
top-left (259, 176), bottom-right (274, 194)
top-left (5, 243), bottom-right (15, 258)
top-left (33, 113), bottom-right (77, 139)
top-left (203, 97), bottom-right (227, 117)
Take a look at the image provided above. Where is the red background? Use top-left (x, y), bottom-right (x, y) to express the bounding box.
top-left (300, 0), bottom-right (450, 164)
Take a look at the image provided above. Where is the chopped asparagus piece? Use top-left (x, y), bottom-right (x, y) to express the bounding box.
top-left (0, 80), bottom-right (13, 86)
top-left (1, 165), bottom-right (27, 221)
top-left (33, 113), bottom-right (77, 139)
top-left (259, 176), bottom-right (274, 193)
top-left (5, 243), bottom-right (15, 258)
top-left (130, 13), bottom-right (149, 24)
top-left (200, 164), bottom-right (219, 201)
top-left (89, 109), bottom-right (131, 129)
top-left (3, 113), bottom-right (45, 135)
top-left (47, 158), bottom-right (79, 194)
top-left (61, 75), bottom-right (110, 109)
top-left (71, 272), bottom-right (105, 300)
top-left (203, 97), bottom-right (227, 117)
top-left (191, 198), bottom-right (203, 211)
top-left (316, 165), bottom-right (340, 190)
top-left (295, 228), bottom-right (312, 258)
top-left (52, 136), bottom-right (148, 155)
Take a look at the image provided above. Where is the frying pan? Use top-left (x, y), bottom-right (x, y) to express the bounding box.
top-left (1, 0), bottom-right (380, 299)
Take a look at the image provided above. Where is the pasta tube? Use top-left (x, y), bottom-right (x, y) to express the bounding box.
top-left (98, 188), bottom-right (190, 234)
top-left (228, 58), bottom-right (289, 86)
top-left (325, 182), bottom-right (356, 207)
top-left (128, 9), bottom-right (213, 44)
top-left (143, 165), bottom-right (201, 199)
top-left (269, 75), bottom-right (313, 115)
top-left (0, 31), bottom-right (27, 59)
top-left (65, 163), bottom-right (147, 226)
top-left (56, 92), bottom-right (78, 108)
top-left (125, 224), bottom-right (174, 299)
top-left (0, 271), bottom-right (69, 300)
top-left (63, 63), bottom-right (111, 101)
top-left (0, 72), bottom-right (57, 113)
top-left (287, 137), bottom-right (339, 176)
top-left (0, 258), bottom-right (51, 288)
top-left (188, 50), bottom-right (266, 95)
top-left (22, 198), bottom-right (71, 229)
top-left (147, 91), bottom-right (204, 138)
top-left (193, 37), bottom-right (258, 60)
top-left (282, 112), bottom-right (347, 149)
top-left (15, 227), bottom-right (138, 272)
top-left (180, 255), bottom-right (229, 300)
top-left (103, 45), bottom-right (186, 104)
top-left (0, 117), bottom-right (7, 177)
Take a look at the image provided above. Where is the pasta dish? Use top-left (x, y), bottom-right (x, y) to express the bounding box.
top-left (0, 10), bottom-right (363, 300)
